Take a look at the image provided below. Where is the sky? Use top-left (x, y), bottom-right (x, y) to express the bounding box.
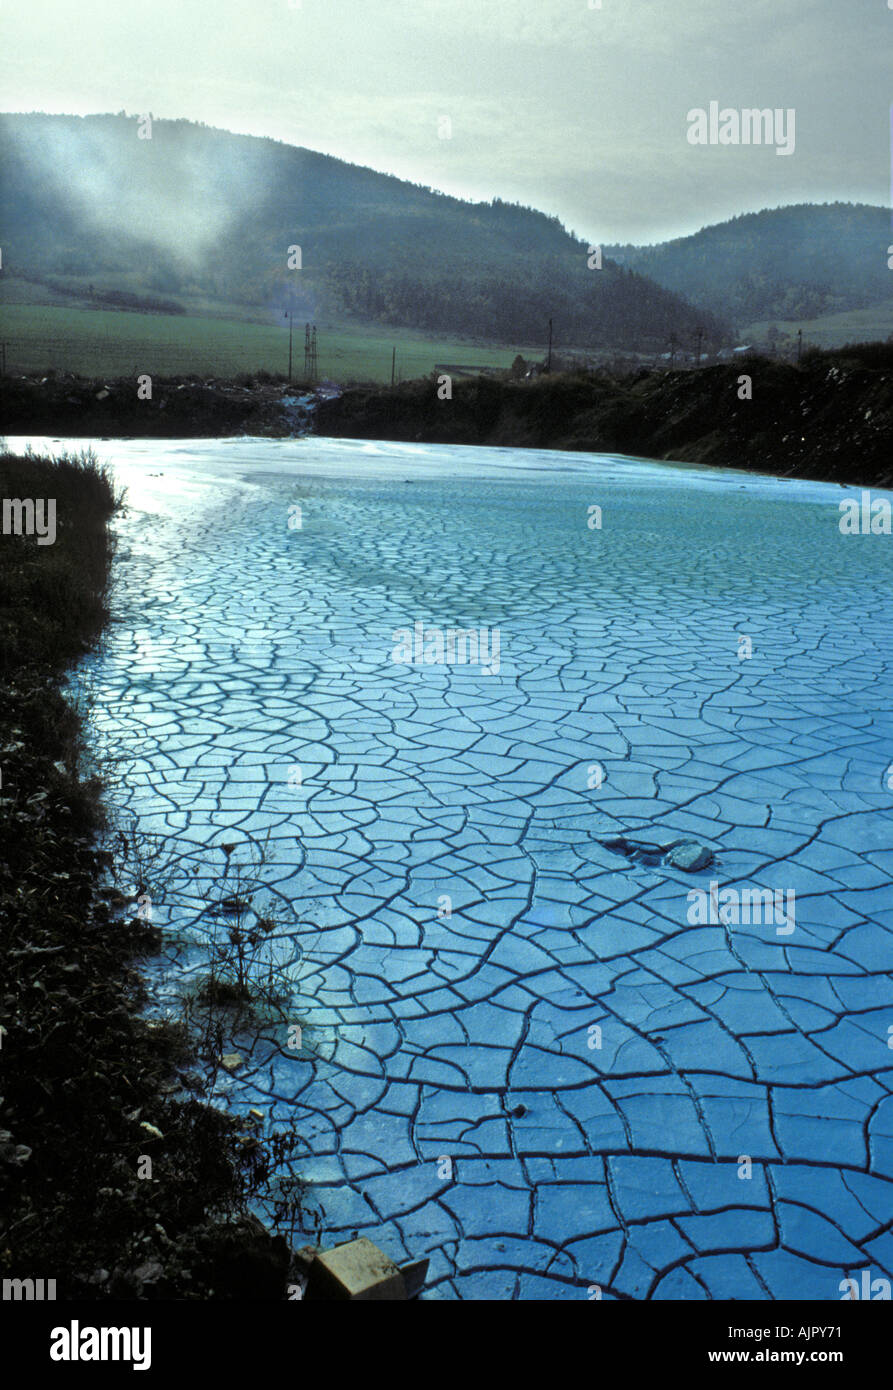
top-left (1, 0), bottom-right (890, 244)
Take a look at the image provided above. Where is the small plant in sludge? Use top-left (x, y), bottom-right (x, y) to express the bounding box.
top-left (194, 836), bottom-right (298, 1017)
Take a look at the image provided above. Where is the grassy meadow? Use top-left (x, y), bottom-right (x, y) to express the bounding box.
top-left (743, 299), bottom-right (893, 352)
top-left (0, 294), bottom-right (538, 384)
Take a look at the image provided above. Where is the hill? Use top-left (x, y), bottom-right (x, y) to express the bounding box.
top-left (606, 203), bottom-right (892, 332)
top-left (0, 112), bottom-right (727, 354)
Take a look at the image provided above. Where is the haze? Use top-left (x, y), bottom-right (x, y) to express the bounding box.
top-left (1, 0), bottom-right (890, 243)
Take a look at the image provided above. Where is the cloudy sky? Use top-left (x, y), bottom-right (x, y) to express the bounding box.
top-left (2, 0), bottom-right (889, 243)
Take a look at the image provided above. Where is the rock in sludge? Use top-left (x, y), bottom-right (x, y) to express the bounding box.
top-left (666, 842), bottom-right (714, 872)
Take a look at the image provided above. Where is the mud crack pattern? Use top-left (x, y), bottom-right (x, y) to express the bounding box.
top-left (63, 438), bottom-right (893, 1300)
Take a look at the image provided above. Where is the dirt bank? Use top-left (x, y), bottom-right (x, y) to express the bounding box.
top-left (1, 344), bottom-right (891, 486)
top-left (0, 372), bottom-right (302, 438)
top-left (315, 346), bottom-right (893, 487)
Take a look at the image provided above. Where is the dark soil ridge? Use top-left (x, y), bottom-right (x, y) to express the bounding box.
top-left (0, 372), bottom-right (298, 439)
top-left (0, 448), bottom-right (290, 1299)
top-left (315, 345), bottom-right (893, 488)
top-left (2, 342), bottom-right (891, 486)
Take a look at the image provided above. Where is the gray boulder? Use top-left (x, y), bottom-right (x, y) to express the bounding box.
top-left (666, 842), bottom-right (714, 872)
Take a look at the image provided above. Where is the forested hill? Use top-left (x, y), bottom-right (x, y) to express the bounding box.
top-left (0, 112), bottom-right (728, 350)
top-left (606, 203), bottom-right (891, 327)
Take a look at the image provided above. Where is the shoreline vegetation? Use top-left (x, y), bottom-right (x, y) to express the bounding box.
top-left (0, 342), bottom-right (890, 486)
top-left (0, 446), bottom-right (290, 1299)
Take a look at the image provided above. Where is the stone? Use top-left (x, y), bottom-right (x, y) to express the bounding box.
top-left (0, 1131), bottom-right (32, 1168)
top-left (666, 842), bottom-right (714, 872)
top-left (220, 1052), bottom-right (243, 1073)
top-left (304, 1237), bottom-right (408, 1301)
top-left (399, 1258), bottom-right (430, 1299)
top-left (133, 1259), bottom-right (164, 1286)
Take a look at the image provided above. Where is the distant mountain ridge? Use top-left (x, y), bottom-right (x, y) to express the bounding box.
top-left (606, 203), bottom-right (892, 329)
top-left (0, 112), bottom-right (728, 351)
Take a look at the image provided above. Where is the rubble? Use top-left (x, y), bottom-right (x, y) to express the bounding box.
top-left (302, 1237), bottom-right (429, 1301)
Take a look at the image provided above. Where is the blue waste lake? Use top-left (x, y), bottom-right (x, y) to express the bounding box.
top-left (18, 434), bottom-right (893, 1299)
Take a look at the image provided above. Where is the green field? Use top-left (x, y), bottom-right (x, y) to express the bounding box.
top-left (743, 300), bottom-right (893, 351)
top-left (0, 297), bottom-right (538, 384)
top-left (6, 288), bottom-right (890, 385)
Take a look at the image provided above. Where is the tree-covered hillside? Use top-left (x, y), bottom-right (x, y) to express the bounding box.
top-left (0, 112), bottom-right (728, 351)
top-left (606, 204), bottom-right (891, 328)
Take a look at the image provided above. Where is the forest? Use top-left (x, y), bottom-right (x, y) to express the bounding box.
top-left (0, 112), bottom-right (728, 351)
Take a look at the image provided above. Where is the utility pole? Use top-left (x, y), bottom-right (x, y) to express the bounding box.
top-left (695, 326), bottom-right (704, 367)
top-left (797, 328), bottom-right (803, 364)
top-left (391, 345), bottom-right (396, 387)
top-left (285, 311), bottom-right (293, 382)
top-left (546, 318), bottom-right (553, 373)
top-left (309, 325), bottom-right (318, 381)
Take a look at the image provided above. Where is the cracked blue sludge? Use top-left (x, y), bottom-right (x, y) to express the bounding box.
top-left (27, 435), bottom-right (893, 1299)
